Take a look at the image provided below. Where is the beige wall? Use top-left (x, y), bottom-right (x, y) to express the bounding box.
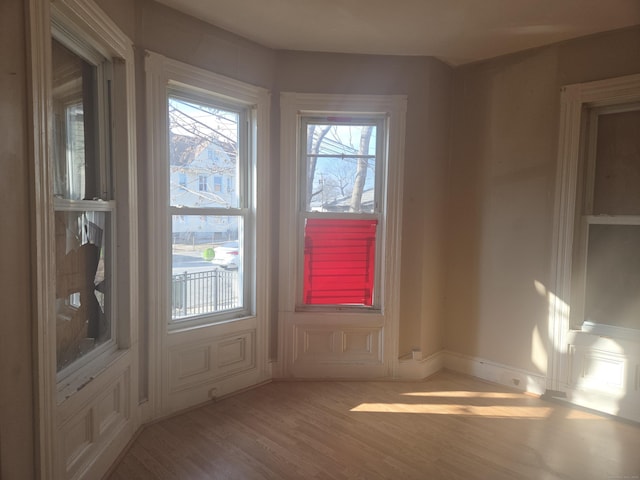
top-left (0, 0), bottom-right (35, 478)
top-left (446, 27), bottom-right (640, 373)
top-left (8, 1), bottom-right (640, 475)
top-left (96, 0), bottom-right (281, 377)
top-left (96, 0), bottom-right (454, 361)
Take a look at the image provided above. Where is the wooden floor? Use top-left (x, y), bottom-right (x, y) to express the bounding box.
top-left (108, 371), bottom-right (640, 479)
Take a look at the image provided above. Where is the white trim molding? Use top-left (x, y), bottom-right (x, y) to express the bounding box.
top-left (444, 351), bottom-right (547, 396)
top-left (388, 349), bottom-right (547, 395)
top-left (28, 0), bottom-right (139, 478)
top-left (397, 350), bottom-right (445, 380)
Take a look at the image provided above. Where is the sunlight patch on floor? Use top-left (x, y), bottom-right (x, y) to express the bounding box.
top-left (400, 391), bottom-right (524, 399)
top-left (350, 403), bottom-right (555, 418)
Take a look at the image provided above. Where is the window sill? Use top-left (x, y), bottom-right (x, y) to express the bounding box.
top-left (295, 305), bottom-right (382, 314)
top-left (56, 347), bottom-right (126, 404)
top-left (168, 312), bottom-right (256, 334)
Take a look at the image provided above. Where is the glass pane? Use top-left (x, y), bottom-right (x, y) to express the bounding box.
top-left (171, 215), bottom-right (243, 319)
top-left (593, 109), bottom-right (640, 215)
top-left (305, 122), bottom-right (377, 213)
top-left (168, 97), bottom-right (240, 208)
top-left (55, 211), bottom-right (112, 371)
top-left (51, 39), bottom-right (100, 200)
top-left (585, 224), bottom-right (640, 330)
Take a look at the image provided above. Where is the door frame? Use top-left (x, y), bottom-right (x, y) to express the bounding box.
top-left (549, 73), bottom-right (640, 396)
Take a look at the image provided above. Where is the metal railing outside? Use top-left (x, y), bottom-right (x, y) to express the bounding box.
top-left (172, 269), bottom-right (239, 319)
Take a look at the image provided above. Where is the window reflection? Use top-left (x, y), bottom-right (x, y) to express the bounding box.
top-left (55, 211), bottom-right (111, 371)
top-left (52, 38), bottom-right (99, 200)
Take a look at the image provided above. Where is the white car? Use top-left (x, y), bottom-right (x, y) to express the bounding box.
top-left (211, 241), bottom-right (240, 269)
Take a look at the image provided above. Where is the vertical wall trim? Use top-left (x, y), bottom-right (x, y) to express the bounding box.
top-left (27, 0), bottom-right (56, 477)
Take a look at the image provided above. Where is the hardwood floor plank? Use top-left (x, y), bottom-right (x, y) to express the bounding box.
top-left (108, 372), bottom-right (640, 479)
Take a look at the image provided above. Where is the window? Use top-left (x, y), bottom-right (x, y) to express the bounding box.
top-left (168, 92), bottom-right (251, 324)
top-left (51, 36), bottom-right (116, 375)
top-left (570, 105), bottom-right (640, 331)
top-left (213, 176), bottom-right (223, 192)
top-left (178, 172), bottom-right (187, 187)
top-left (278, 93), bottom-right (405, 376)
top-left (198, 174), bottom-right (208, 192)
top-left (299, 117), bottom-right (384, 308)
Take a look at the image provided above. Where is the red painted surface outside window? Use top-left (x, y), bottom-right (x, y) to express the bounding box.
top-left (303, 218), bottom-right (377, 305)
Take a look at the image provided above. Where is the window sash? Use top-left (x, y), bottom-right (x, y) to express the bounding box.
top-left (166, 90), bottom-right (253, 326)
top-left (571, 104), bottom-right (640, 331)
top-left (51, 30), bottom-right (118, 380)
top-left (297, 115), bottom-right (386, 310)
top-left (54, 207), bottom-right (117, 377)
top-left (299, 116), bottom-right (384, 215)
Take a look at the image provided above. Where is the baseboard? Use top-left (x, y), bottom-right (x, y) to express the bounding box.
top-left (443, 350), bottom-right (546, 396)
top-left (396, 350), bottom-right (444, 379)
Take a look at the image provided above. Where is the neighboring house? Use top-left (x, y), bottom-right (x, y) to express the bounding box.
top-left (322, 188), bottom-right (375, 212)
top-left (169, 132), bottom-right (238, 242)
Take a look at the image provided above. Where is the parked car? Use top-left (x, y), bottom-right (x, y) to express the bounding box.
top-left (211, 241), bottom-right (240, 269)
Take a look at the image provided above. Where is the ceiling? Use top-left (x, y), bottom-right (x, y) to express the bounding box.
top-left (155, 0), bottom-right (640, 66)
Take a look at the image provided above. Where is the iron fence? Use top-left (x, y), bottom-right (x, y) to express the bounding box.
top-left (172, 269), bottom-right (240, 319)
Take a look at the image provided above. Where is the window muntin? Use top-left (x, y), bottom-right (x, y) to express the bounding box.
top-left (51, 37), bottom-right (116, 375)
top-left (298, 116), bottom-right (385, 309)
top-left (168, 93), bottom-right (251, 324)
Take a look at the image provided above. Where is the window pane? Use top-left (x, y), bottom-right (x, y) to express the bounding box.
top-left (305, 123), bottom-right (377, 213)
top-left (585, 224), bottom-right (640, 330)
top-left (168, 96), bottom-right (240, 208)
top-left (55, 211), bottom-right (112, 371)
top-left (593, 110), bottom-right (640, 215)
top-left (52, 39), bottom-right (100, 200)
top-left (303, 218), bottom-right (377, 306)
top-left (172, 215), bottom-right (243, 319)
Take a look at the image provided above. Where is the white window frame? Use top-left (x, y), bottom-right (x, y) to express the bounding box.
top-left (280, 95), bottom-right (405, 308)
top-left (569, 102), bottom-right (640, 334)
top-left (549, 73), bottom-right (640, 392)
top-left (29, 0), bottom-right (138, 477)
top-left (45, 3), bottom-right (137, 395)
top-left (297, 114), bottom-right (387, 311)
top-left (145, 51), bottom-right (270, 332)
top-left (167, 89), bottom-right (252, 325)
top-left (50, 29), bottom-right (118, 382)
